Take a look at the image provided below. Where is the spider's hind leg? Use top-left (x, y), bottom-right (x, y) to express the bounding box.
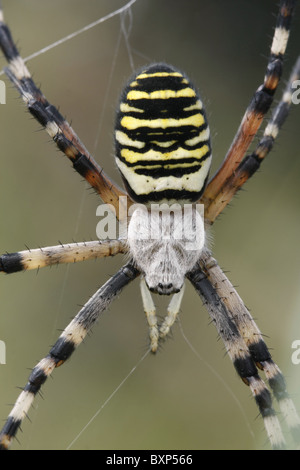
top-left (0, 9), bottom-right (128, 219)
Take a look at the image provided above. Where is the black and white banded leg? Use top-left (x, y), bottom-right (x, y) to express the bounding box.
top-left (192, 250), bottom-right (300, 449)
top-left (187, 264), bottom-right (286, 449)
top-left (200, 250), bottom-right (300, 447)
top-left (203, 0), bottom-right (296, 224)
top-left (0, 9), bottom-right (128, 218)
top-left (0, 261), bottom-right (140, 450)
top-left (0, 240), bottom-right (126, 274)
top-left (203, 54), bottom-right (300, 215)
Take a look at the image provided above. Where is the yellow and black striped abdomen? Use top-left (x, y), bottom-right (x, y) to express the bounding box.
top-left (115, 63), bottom-right (211, 204)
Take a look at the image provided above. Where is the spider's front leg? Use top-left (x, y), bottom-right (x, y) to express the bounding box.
top-left (189, 251), bottom-right (300, 449)
top-left (187, 263), bottom-right (287, 450)
top-left (0, 261), bottom-right (140, 450)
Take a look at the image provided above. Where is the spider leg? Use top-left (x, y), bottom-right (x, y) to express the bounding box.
top-left (0, 10), bottom-right (129, 219)
top-left (203, 54), bottom-right (300, 224)
top-left (199, 249), bottom-right (300, 447)
top-left (187, 263), bottom-right (287, 450)
top-left (0, 261), bottom-right (140, 450)
top-left (0, 239), bottom-right (127, 274)
top-left (202, 0), bottom-right (296, 224)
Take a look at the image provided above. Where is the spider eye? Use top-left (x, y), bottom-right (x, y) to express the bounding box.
top-left (149, 282), bottom-right (180, 296)
top-left (115, 62), bottom-right (212, 204)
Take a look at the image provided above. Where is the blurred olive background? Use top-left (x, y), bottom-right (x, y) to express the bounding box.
top-left (0, 0), bottom-right (299, 450)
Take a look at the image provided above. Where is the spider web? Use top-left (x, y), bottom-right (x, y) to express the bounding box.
top-left (0, 0), bottom-right (299, 451)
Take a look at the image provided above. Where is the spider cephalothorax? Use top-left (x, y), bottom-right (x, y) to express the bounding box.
top-left (128, 204), bottom-right (205, 295)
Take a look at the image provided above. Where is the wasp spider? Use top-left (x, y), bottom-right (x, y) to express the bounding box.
top-left (0, 1), bottom-right (300, 450)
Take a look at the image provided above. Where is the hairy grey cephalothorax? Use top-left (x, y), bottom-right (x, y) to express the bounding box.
top-left (127, 204), bottom-right (205, 295)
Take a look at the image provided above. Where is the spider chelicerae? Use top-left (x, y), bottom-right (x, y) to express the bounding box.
top-left (2, 0), bottom-right (300, 446)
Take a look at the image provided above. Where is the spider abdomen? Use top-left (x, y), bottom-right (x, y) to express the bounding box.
top-left (115, 63), bottom-right (211, 204)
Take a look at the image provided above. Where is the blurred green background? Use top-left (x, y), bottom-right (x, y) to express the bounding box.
top-left (0, 0), bottom-right (299, 450)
